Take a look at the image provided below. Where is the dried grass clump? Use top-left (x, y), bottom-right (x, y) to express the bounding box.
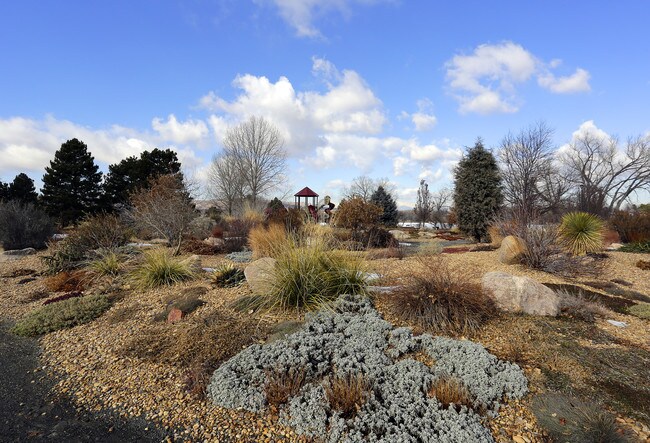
top-left (265, 366), bottom-right (308, 408)
top-left (417, 242), bottom-right (442, 256)
top-left (129, 249), bottom-right (194, 289)
top-left (12, 294), bottom-right (110, 337)
top-left (366, 246), bottom-right (404, 260)
top-left (324, 373), bottom-right (372, 419)
top-left (44, 271), bottom-right (86, 292)
top-left (556, 290), bottom-right (610, 322)
top-left (427, 376), bottom-right (474, 411)
top-left (385, 259), bottom-right (496, 336)
top-left (248, 223), bottom-right (290, 259)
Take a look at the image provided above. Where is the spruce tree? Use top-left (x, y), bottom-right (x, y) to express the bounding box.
top-left (371, 186), bottom-right (399, 226)
top-left (103, 148), bottom-right (181, 207)
top-left (0, 180), bottom-right (9, 201)
top-left (41, 138), bottom-right (103, 225)
top-left (453, 139), bottom-right (503, 242)
top-left (8, 173), bottom-right (38, 205)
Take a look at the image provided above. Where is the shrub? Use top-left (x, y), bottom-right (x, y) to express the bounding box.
top-left (129, 249), bottom-right (195, 289)
top-left (324, 373), bottom-right (372, 419)
top-left (266, 236), bottom-right (368, 310)
top-left (636, 259), bottom-right (650, 270)
top-left (265, 366), bottom-right (308, 408)
top-left (86, 250), bottom-right (124, 277)
top-left (12, 294), bottom-right (110, 336)
top-left (556, 290), bottom-right (609, 322)
top-left (519, 225), bottom-right (562, 271)
top-left (41, 235), bottom-right (88, 274)
top-left (532, 393), bottom-right (629, 443)
top-left (609, 209), bottom-right (650, 243)
top-left (427, 376), bottom-right (473, 411)
top-left (619, 241), bottom-right (650, 253)
top-left (333, 197), bottom-right (382, 230)
top-left (210, 262), bottom-right (245, 288)
top-left (181, 238), bottom-right (222, 255)
top-left (542, 253), bottom-right (606, 279)
top-left (223, 218), bottom-right (253, 253)
top-left (559, 212), bottom-right (604, 256)
top-left (627, 303), bottom-right (650, 320)
top-left (211, 225), bottom-right (224, 238)
top-left (384, 259), bottom-right (496, 336)
top-left (366, 246), bottom-right (404, 260)
top-left (43, 291), bottom-right (83, 306)
top-left (248, 223), bottom-right (289, 259)
top-left (44, 271), bottom-right (86, 292)
top-left (352, 226), bottom-right (397, 249)
top-left (0, 201), bottom-right (54, 250)
top-left (74, 213), bottom-right (132, 250)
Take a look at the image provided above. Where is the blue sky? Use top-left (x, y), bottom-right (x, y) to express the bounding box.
top-left (1, 0), bottom-right (649, 207)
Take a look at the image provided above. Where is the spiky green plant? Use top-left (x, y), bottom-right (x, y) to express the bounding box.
top-left (559, 212), bottom-right (604, 256)
top-left (210, 262), bottom-right (245, 288)
top-left (87, 250), bottom-right (124, 277)
top-left (129, 249), bottom-right (195, 289)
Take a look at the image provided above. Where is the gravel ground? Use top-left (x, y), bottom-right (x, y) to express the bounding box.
top-left (0, 319), bottom-right (167, 443)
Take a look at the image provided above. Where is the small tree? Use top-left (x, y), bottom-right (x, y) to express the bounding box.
top-left (208, 151), bottom-right (244, 216)
top-left (431, 188), bottom-right (452, 228)
top-left (41, 138), bottom-right (103, 226)
top-left (8, 173), bottom-right (38, 205)
top-left (413, 180), bottom-right (433, 228)
top-left (334, 197), bottom-right (382, 230)
top-left (370, 186), bottom-right (399, 227)
top-left (453, 140), bottom-right (503, 242)
top-left (127, 174), bottom-right (197, 254)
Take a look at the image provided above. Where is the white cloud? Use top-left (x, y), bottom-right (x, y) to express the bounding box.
top-left (538, 67), bottom-right (591, 94)
top-left (445, 41), bottom-right (591, 114)
top-left (257, 0), bottom-right (388, 38)
top-left (411, 112), bottom-right (438, 131)
top-left (151, 114), bottom-right (209, 145)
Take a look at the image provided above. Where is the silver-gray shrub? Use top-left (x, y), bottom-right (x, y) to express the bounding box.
top-left (208, 294), bottom-right (528, 442)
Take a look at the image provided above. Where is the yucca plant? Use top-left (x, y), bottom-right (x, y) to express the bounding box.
top-left (559, 212), bottom-right (604, 256)
top-left (130, 249), bottom-right (195, 289)
top-left (210, 262), bottom-right (245, 288)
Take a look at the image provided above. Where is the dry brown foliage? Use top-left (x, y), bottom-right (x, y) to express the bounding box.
top-left (324, 373), bottom-right (372, 419)
top-left (248, 223), bottom-right (289, 259)
top-left (384, 259), bottom-right (496, 336)
top-left (427, 376), bottom-right (473, 411)
top-left (44, 271), bottom-right (86, 292)
top-left (333, 197), bottom-right (383, 230)
top-left (366, 246), bottom-right (404, 260)
top-left (636, 260), bottom-right (650, 271)
top-left (264, 366), bottom-right (308, 408)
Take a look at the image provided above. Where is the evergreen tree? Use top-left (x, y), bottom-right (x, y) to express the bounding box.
top-left (453, 139), bottom-right (503, 242)
top-left (371, 186), bottom-right (399, 226)
top-left (413, 180), bottom-right (433, 228)
top-left (8, 173), bottom-right (38, 205)
top-left (41, 138), bottom-right (103, 226)
top-left (0, 180), bottom-right (8, 201)
top-left (103, 148), bottom-right (181, 207)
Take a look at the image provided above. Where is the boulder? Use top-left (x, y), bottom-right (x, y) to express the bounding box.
top-left (203, 237), bottom-right (225, 247)
top-left (498, 236), bottom-right (527, 265)
top-left (482, 271), bottom-right (559, 316)
top-left (167, 308), bottom-right (185, 323)
top-left (389, 230), bottom-right (410, 241)
top-left (2, 248), bottom-right (36, 256)
top-left (244, 257), bottom-right (277, 295)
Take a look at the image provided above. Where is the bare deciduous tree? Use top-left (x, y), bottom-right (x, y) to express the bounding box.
top-left (222, 116), bottom-right (287, 205)
top-left (127, 174), bottom-right (197, 254)
top-left (413, 179), bottom-right (433, 228)
top-left (343, 176), bottom-right (396, 202)
top-left (498, 121), bottom-right (555, 225)
top-left (208, 152), bottom-right (244, 216)
top-left (559, 132), bottom-right (650, 215)
top-left (430, 187), bottom-right (452, 228)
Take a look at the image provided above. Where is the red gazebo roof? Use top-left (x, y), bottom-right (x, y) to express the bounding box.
top-left (294, 186), bottom-right (319, 197)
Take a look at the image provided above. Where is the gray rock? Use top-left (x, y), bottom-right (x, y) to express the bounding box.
top-left (2, 248), bottom-right (36, 256)
top-left (244, 257), bottom-right (277, 294)
top-left (497, 236), bottom-right (526, 265)
top-left (482, 271), bottom-right (560, 316)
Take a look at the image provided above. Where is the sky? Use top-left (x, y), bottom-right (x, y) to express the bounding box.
top-left (1, 0), bottom-right (649, 208)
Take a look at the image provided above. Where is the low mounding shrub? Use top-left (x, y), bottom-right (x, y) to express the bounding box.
top-left (352, 226), bottom-right (397, 249)
top-left (532, 393), bottom-right (629, 443)
top-left (210, 262), bottom-right (245, 288)
top-left (333, 197), bottom-right (383, 230)
top-left (609, 209), bottom-right (650, 243)
top-left (385, 259), bottom-right (496, 336)
top-left (129, 249), bottom-right (195, 289)
top-left (0, 201), bottom-right (54, 250)
top-left (74, 213), bottom-right (132, 250)
top-left (248, 223), bottom-right (289, 259)
top-left (619, 241), bottom-right (650, 253)
top-left (559, 212), bottom-right (604, 256)
top-left (324, 373), bottom-right (372, 419)
top-left (266, 236), bottom-right (368, 310)
top-left (12, 294), bottom-right (111, 336)
top-left (427, 376), bottom-right (474, 411)
top-left (627, 303), bottom-right (650, 320)
top-left (519, 225), bottom-right (562, 271)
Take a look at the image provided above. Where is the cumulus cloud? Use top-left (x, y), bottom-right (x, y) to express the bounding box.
top-left (256, 0), bottom-right (389, 38)
top-left (406, 98), bottom-right (437, 131)
top-left (392, 138), bottom-right (462, 177)
top-left (445, 41), bottom-right (591, 114)
top-left (151, 114), bottom-right (209, 145)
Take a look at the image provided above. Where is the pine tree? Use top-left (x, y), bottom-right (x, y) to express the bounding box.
top-left (103, 148), bottom-right (182, 207)
top-left (413, 180), bottom-right (433, 228)
top-left (0, 180), bottom-right (9, 201)
top-left (371, 186), bottom-right (399, 226)
top-left (8, 173), bottom-right (38, 205)
top-left (41, 138), bottom-right (103, 226)
top-left (453, 139), bottom-right (503, 242)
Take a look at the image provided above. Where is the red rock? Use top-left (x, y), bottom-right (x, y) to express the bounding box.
top-left (167, 308), bottom-right (185, 323)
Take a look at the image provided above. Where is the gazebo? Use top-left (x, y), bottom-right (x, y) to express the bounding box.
top-left (294, 186), bottom-right (319, 210)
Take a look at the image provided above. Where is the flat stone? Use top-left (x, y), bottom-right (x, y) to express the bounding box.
top-left (2, 248), bottom-right (36, 256)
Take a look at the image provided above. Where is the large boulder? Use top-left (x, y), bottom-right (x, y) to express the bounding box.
top-left (244, 257), bottom-right (277, 295)
top-left (482, 271), bottom-right (559, 316)
top-left (498, 236), bottom-right (527, 265)
top-left (389, 230), bottom-right (410, 241)
top-left (2, 248), bottom-right (36, 256)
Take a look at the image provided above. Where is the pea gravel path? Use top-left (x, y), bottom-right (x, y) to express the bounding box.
top-left (0, 319), bottom-right (168, 443)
